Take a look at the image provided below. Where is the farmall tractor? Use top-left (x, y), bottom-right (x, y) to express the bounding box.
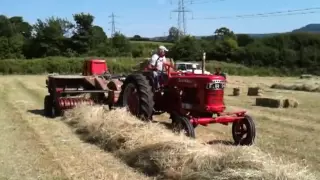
top-left (44, 58), bottom-right (256, 145)
top-left (117, 58), bottom-right (256, 145)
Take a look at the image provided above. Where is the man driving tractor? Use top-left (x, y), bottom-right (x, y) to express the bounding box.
top-left (214, 66), bottom-right (227, 79)
top-left (148, 45), bottom-right (169, 89)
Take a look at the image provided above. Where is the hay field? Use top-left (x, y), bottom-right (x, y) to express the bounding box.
top-left (0, 75), bottom-right (319, 179)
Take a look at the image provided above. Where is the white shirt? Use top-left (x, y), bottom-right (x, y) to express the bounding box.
top-left (149, 53), bottom-right (167, 71)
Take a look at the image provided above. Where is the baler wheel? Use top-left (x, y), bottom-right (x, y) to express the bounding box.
top-left (44, 95), bottom-right (56, 118)
top-left (171, 114), bottom-right (195, 138)
top-left (120, 74), bottom-right (154, 121)
top-left (232, 115), bottom-right (256, 145)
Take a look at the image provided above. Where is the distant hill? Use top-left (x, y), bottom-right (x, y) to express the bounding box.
top-left (135, 24), bottom-right (320, 41)
top-left (292, 24), bottom-right (320, 33)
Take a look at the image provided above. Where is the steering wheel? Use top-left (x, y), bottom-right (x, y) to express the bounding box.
top-left (162, 62), bottom-right (175, 76)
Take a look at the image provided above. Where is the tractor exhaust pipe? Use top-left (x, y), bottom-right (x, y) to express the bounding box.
top-left (202, 51), bottom-right (206, 74)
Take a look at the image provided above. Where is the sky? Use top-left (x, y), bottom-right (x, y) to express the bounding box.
top-left (0, 0), bottom-right (319, 37)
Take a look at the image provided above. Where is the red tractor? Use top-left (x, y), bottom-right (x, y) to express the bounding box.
top-left (116, 61), bottom-right (256, 145)
top-left (44, 58), bottom-right (256, 145)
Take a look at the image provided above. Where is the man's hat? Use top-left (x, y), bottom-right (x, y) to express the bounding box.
top-left (159, 45), bottom-right (169, 51)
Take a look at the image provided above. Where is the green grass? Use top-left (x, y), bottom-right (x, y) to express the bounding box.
top-left (0, 56), bottom-right (301, 76)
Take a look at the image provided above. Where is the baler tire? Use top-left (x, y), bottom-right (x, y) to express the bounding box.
top-left (119, 73), bottom-right (154, 121)
top-left (171, 114), bottom-right (195, 138)
top-left (232, 115), bottom-right (256, 146)
top-left (44, 95), bottom-right (56, 118)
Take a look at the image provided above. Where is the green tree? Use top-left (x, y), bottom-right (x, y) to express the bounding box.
top-left (110, 32), bottom-right (131, 56)
top-left (167, 26), bottom-right (182, 42)
top-left (71, 13), bottom-right (95, 54)
top-left (214, 27), bottom-right (236, 40)
top-left (170, 35), bottom-right (201, 61)
top-left (236, 34), bottom-right (254, 47)
top-left (30, 16), bottom-right (74, 57)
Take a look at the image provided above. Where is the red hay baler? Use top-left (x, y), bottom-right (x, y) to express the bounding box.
top-left (44, 59), bottom-right (125, 117)
top-left (116, 61), bottom-right (256, 145)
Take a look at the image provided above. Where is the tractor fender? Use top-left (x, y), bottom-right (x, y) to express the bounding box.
top-left (107, 79), bottom-right (123, 91)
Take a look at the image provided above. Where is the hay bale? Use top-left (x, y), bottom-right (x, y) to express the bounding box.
top-left (233, 88), bottom-right (240, 96)
top-left (283, 98), bottom-right (299, 108)
top-left (256, 97), bottom-right (283, 108)
top-left (247, 87), bottom-right (262, 96)
top-left (300, 74), bottom-right (312, 79)
top-left (256, 97), bottom-right (299, 108)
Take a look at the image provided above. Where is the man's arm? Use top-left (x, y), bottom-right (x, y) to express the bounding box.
top-left (148, 54), bottom-right (158, 70)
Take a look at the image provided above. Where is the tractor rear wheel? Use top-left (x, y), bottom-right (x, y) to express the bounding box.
top-left (171, 114), bottom-right (195, 138)
top-left (119, 73), bottom-right (154, 121)
top-left (44, 95), bottom-right (56, 118)
top-left (232, 115), bottom-right (256, 145)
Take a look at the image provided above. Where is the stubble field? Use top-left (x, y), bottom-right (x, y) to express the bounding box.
top-left (0, 75), bottom-right (319, 180)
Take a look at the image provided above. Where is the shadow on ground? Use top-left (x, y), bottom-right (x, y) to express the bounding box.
top-left (207, 140), bottom-right (235, 146)
top-left (27, 109), bottom-right (45, 116)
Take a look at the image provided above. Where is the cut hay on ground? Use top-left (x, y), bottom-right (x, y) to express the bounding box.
top-left (62, 105), bottom-right (315, 180)
top-left (271, 83), bottom-right (320, 92)
top-left (256, 97), bottom-right (299, 108)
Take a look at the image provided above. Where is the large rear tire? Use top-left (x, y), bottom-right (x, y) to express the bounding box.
top-left (118, 74), bottom-right (154, 121)
top-left (232, 115), bottom-right (256, 145)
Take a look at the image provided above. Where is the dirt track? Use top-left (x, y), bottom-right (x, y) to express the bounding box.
top-left (0, 75), bottom-right (319, 179)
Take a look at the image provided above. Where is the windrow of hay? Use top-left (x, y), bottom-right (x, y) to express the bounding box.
top-left (271, 83), bottom-right (320, 92)
top-left (62, 105), bottom-right (316, 180)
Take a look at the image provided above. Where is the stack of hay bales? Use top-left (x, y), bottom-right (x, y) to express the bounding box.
top-left (233, 87), bottom-right (240, 96)
top-left (255, 96), bottom-right (299, 108)
top-left (247, 86), bottom-right (263, 96)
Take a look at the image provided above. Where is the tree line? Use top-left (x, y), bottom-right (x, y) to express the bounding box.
top-left (0, 13), bottom-right (319, 75)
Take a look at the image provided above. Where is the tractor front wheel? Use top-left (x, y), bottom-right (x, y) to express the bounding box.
top-left (171, 114), bottom-right (195, 138)
top-left (120, 74), bottom-right (154, 121)
top-left (232, 115), bottom-right (256, 145)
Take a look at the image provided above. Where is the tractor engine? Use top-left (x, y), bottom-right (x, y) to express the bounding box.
top-left (170, 75), bottom-right (226, 115)
top-left (203, 77), bottom-right (226, 113)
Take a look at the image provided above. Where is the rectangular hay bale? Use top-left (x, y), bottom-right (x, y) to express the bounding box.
top-left (247, 87), bottom-right (262, 96)
top-left (255, 97), bottom-right (283, 108)
top-left (233, 88), bottom-right (240, 96)
top-left (256, 97), bottom-right (299, 108)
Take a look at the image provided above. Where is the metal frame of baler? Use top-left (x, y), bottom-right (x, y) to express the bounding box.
top-left (46, 76), bottom-right (112, 116)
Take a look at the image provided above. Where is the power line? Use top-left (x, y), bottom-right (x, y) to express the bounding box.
top-left (185, 0), bottom-right (227, 5)
top-left (170, 0), bottom-right (192, 36)
top-left (108, 12), bottom-right (119, 37)
top-left (192, 7), bottom-right (320, 20)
